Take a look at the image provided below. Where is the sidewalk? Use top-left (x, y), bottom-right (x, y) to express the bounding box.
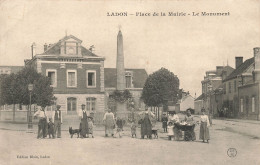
top-left (214, 117), bottom-right (260, 125)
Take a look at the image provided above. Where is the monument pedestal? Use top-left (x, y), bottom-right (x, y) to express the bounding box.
top-left (116, 102), bottom-right (128, 119)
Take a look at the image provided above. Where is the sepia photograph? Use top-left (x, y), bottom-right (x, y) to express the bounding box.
top-left (0, 0), bottom-right (260, 165)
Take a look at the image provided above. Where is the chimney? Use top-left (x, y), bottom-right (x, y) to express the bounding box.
top-left (31, 42), bottom-right (36, 59)
top-left (89, 45), bottom-right (95, 52)
top-left (253, 47), bottom-right (260, 82)
top-left (44, 43), bottom-right (48, 52)
top-left (235, 57), bottom-right (243, 69)
top-left (216, 66), bottom-right (224, 76)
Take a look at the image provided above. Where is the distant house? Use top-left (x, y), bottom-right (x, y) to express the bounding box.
top-left (195, 65), bottom-right (234, 115)
top-left (178, 94), bottom-right (194, 112)
top-left (0, 66), bottom-right (23, 75)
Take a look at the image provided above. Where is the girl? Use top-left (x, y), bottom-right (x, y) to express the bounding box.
top-left (131, 121), bottom-right (137, 138)
top-left (167, 122), bottom-right (174, 140)
top-left (88, 117), bottom-right (94, 138)
top-left (199, 109), bottom-right (210, 143)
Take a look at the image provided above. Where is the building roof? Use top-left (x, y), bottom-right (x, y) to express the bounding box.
top-left (223, 57), bottom-right (254, 82)
top-left (104, 68), bottom-right (148, 88)
top-left (0, 66), bottom-right (24, 74)
top-left (40, 35), bottom-right (98, 57)
top-left (194, 93), bottom-right (205, 101)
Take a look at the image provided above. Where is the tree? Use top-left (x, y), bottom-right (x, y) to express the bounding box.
top-left (0, 66), bottom-right (55, 120)
top-left (0, 73), bottom-right (21, 121)
top-left (33, 76), bottom-right (55, 109)
top-left (141, 68), bottom-right (179, 111)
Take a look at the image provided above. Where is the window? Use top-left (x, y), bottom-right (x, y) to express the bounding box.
top-left (86, 70), bottom-right (96, 88)
top-left (125, 72), bottom-right (132, 88)
top-left (223, 83), bottom-right (226, 94)
top-left (252, 97), bottom-right (255, 112)
top-left (229, 82), bottom-right (232, 93)
top-left (86, 97), bottom-right (96, 111)
top-left (234, 80), bottom-right (236, 92)
top-left (240, 98), bottom-right (243, 112)
top-left (65, 42), bottom-right (77, 55)
top-left (46, 69), bottom-right (57, 87)
top-left (67, 70), bottom-right (77, 87)
top-left (67, 97), bottom-right (77, 112)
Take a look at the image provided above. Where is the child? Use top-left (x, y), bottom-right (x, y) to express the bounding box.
top-left (48, 118), bottom-right (54, 139)
top-left (115, 117), bottom-right (123, 138)
top-left (167, 122), bottom-right (174, 141)
top-left (88, 117), bottom-right (94, 138)
top-left (199, 109), bottom-right (210, 143)
top-left (162, 113), bottom-right (168, 133)
top-left (131, 121), bottom-right (137, 138)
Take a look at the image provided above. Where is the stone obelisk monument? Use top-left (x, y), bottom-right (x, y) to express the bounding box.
top-left (116, 29), bottom-right (127, 116)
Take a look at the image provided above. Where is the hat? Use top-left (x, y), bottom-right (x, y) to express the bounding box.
top-left (56, 105), bottom-right (61, 108)
top-left (81, 104), bottom-right (86, 107)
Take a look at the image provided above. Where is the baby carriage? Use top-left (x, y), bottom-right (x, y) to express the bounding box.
top-left (174, 123), bottom-right (196, 141)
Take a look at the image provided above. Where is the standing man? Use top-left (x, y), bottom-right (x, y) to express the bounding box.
top-left (79, 104), bottom-right (89, 138)
top-left (138, 108), bottom-right (155, 139)
top-left (103, 109), bottom-right (115, 137)
top-left (34, 107), bottom-right (48, 139)
top-left (52, 105), bottom-right (62, 138)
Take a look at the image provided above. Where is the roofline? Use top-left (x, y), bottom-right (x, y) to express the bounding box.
top-left (223, 62), bottom-right (254, 82)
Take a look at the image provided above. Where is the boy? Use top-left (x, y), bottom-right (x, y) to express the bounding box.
top-left (48, 118), bottom-right (55, 139)
top-left (162, 113), bottom-right (168, 133)
top-left (115, 117), bottom-right (123, 138)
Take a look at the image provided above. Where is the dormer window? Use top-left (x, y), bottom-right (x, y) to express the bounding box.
top-left (65, 42), bottom-right (78, 55)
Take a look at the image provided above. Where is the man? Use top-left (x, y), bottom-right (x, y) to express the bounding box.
top-left (79, 104), bottom-right (89, 138)
top-left (52, 105), bottom-right (62, 138)
top-left (34, 107), bottom-right (48, 139)
top-left (138, 108), bottom-right (155, 139)
top-left (103, 109), bottom-right (115, 137)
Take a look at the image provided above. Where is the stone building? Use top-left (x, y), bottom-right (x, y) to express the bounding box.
top-left (194, 65), bottom-right (234, 115)
top-left (237, 47), bottom-right (260, 120)
top-left (17, 30), bottom-right (148, 123)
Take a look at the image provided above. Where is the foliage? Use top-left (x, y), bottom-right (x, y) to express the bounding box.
top-left (110, 89), bottom-right (132, 103)
top-left (0, 66), bottom-right (55, 109)
top-left (141, 67), bottom-right (179, 109)
top-left (0, 73), bottom-right (20, 105)
top-left (33, 76), bottom-right (55, 109)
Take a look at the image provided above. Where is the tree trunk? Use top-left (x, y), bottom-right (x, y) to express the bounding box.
top-left (157, 106), bottom-right (160, 121)
top-left (13, 104), bottom-right (15, 122)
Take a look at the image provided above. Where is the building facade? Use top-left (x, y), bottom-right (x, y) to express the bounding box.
top-left (195, 65), bottom-right (234, 115)
top-left (18, 31), bottom-right (148, 122)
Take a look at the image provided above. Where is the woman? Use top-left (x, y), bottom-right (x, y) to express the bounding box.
top-left (138, 108), bottom-right (155, 139)
top-left (184, 109), bottom-right (196, 141)
top-left (199, 109), bottom-right (210, 143)
top-left (79, 104), bottom-right (89, 138)
top-left (103, 109), bottom-right (115, 137)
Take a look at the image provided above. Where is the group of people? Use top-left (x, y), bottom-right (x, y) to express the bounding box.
top-left (161, 109), bottom-right (210, 143)
top-left (33, 105), bottom-right (62, 139)
top-left (34, 104), bottom-right (210, 143)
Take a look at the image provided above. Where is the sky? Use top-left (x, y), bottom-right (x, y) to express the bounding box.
top-left (0, 0), bottom-right (260, 97)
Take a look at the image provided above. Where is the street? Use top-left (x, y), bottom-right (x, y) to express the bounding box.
top-left (0, 118), bottom-right (259, 165)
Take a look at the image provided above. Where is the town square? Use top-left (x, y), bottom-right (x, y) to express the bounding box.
top-left (0, 0), bottom-right (260, 165)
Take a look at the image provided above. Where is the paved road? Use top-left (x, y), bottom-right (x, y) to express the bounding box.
top-left (0, 118), bottom-right (259, 165)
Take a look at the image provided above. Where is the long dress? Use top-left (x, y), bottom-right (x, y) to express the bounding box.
top-left (80, 111), bottom-right (89, 137)
top-left (103, 112), bottom-right (115, 135)
top-left (199, 115), bottom-right (210, 141)
top-left (140, 114), bottom-right (152, 138)
top-left (184, 115), bottom-right (196, 141)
